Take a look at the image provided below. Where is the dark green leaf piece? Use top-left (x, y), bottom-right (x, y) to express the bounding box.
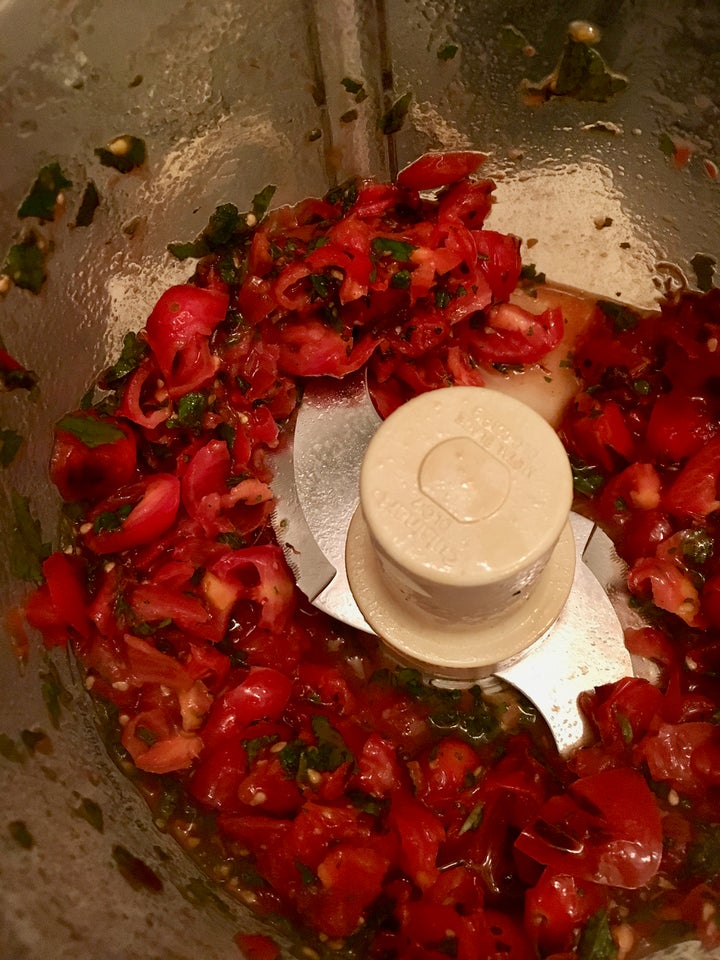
top-left (379, 92), bottom-right (412, 134)
top-left (18, 162), bottom-right (72, 221)
top-left (690, 253), bottom-right (716, 293)
top-left (56, 414), bottom-right (125, 448)
top-left (102, 331), bottom-right (147, 387)
top-left (571, 461), bottom-right (605, 498)
top-left (9, 491), bottom-right (51, 584)
top-left (437, 42), bottom-right (459, 61)
top-left (95, 135), bottom-right (146, 173)
top-left (597, 299), bottom-right (639, 333)
top-left (578, 909), bottom-right (618, 960)
top-left (3, 236), bottom-right (47, 293)
top-left (8, 820), bottom-right (34, 849)
top-left (75, 181), bottom-right (100, 227)
top-left (553, 40), bottom-right (628, 102)
top-left (372, 237), bottom-right (417, 262)
top-left (0, 429), bottom-right (23, 467)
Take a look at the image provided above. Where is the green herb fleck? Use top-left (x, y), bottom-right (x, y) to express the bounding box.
top-left (340, 108), bottom-right (359, 124)
top-left (95, 135), bottom-right (146, 173)
top-left (571, 461), bottom-right (605, 498)
top-left (39, 660), bottom-right (73, 728)
top-left (3, 235), bottom-right (48, 293)
top-left (244, 734), bottom-right (279, 763)
top-left (18, 163), bottom-right (72, 221)
top-left (217, 531), bottom-right (246, 550)
top-left (8, 819), bottom-right (34, 849)
top-left (552, 40), bottom-right (627, 102)
top-left (325, 178), bottom-right (359, 211)
top-left (307, 128), bottom-right (322, 143)
top-left (310, 273), bottom-right (331, 299)
top-left (56, 414), bottom-right (125, 448)
top-left (372, 237), bottom-right (416, 262)
top-left (73, 797), bottom-right (104, 833)
top-left (341, 77), bottom-right (363, 95)
top-left (437, 42), bottom-right (459, 61)
top-left (632, 379), bottom-right (651, 396)
top-left (251, 184), bottom-right (277, 222)
top-left (379, 92), bottom-right (412, 135)
top-left (102, 331), bottom-right (147, 387)
top-left (498, 24), bottom-right (529, 54)
top-left (578, 909), bottom-right (618, 960)
top-left (169, 392), bottom-right (208, 431)
top-left (9, 491), bottom-right (51, 584)
top-left (112, 844), bottom-right (163, 892)
top-left (658, 132), bottom-right (675, 158)
top-left (390, 269), bottom-right (412, 289)
top-left (597, 299), bottom-right (638, 333)
top-left (684, 823), bottom-right (720, 880)
top-left (75, 181), bottom-right (100, 227)
top-left (0, 429), bottom-right (23, 467)
top-left (520, 263), bottom-right (546, 284)
top-left (296, 860), bottom-right (316, 885)
top-left (616, 711), bottom-right (633, 744)
top-left (0, 733), bottom-right (25, 763)
top-left (93, 502), bottom-right (134, 535)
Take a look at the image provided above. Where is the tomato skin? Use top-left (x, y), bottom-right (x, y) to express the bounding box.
top-left (233, 933), bottom-right (281, 960)
top-left (645, 392), bottom-right (716, 462)
top-left (144, 284), bottom-right (229, 395)
top-left (515, 768), bottom-right (663, 889)
top-left (50, 414), bottom-right (137, 502)
top-left (396, 151), bottom-right (487, 190)
top-left (639, 721), bottom-right (720, 798)
top-left (388, 795), bottom-right (445, 891)
top-left (200, 667), bottom-right (293, 749)
top-left (663, 435), bottom-right (720, 520)
top-left (525, 870), bottom-right (607, 956)
top-left (83, 474), bottom-right (181, 555)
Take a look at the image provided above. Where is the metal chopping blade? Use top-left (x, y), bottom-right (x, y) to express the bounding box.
top-left (268, 375), bottom-right (637, 755)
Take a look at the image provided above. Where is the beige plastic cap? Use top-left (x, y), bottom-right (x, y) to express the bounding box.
top-left (345, 386), bottom-right (576, 677)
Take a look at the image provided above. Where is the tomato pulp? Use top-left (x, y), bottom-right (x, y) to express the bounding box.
top-left (25, 155), bottom-right (720, 958)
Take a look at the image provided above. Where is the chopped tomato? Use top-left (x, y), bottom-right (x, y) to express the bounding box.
top-left (50, 413), bottom-right (137, 502)
top-left (515, 768), bottom-right (663, 889)
top-left (396, 151), bottom-right (487, 190)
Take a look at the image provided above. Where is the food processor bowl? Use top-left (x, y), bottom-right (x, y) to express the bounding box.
top-left (1, 2), bottom-right (719, 958)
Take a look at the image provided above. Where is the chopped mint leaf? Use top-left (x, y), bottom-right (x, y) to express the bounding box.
top-left (251, 184), bottom-right (277, 221)
top-left (437, 42), bottom-right (459, 61)
top-left (0, 429), bottom-right (22, 467)
top-left (18, 162), bottom-right (72, 221)
top-left (597, 299), bottom-right (638, 333)
top-left (341, 77), bottom-right (364, 95)
top-left (9, 492), bottom-right (51, 584)
top-left (379, 92), bottom-right (412, 134)
top-left (56, 414), bottom-right (125, 448)
top-left (372, 237), bottom-right (416, 262)
top-left (75, 181), bottom-right (100, 227)
top-left (578, 909), bottom-right (618, 960)
top-left (102, 331), bottom-right (147, 386)
top-left (3, 236), bottom-right (48, 293)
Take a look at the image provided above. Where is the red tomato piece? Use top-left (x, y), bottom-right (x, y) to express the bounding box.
top-left (628, 555), bottom-right (704, 627)
top-left (645, 392), bottom-right (717, 462)
top-left (396, 151), bottom-right (488, 191)
top-left (515, 768), bottom-right (663, 889)
top-left (233, 934), bottom-right (281, 960)
top-left (388, 795), bottom-right (445, 891)
top-left (50, 414), bottom-right (137, 502)
top-left (524, 870), bottom-right (608, 956)
top-left (83, 474), bottom-right (181, 555)
top-left (144, 284), bottom-right (229, 395)
top-left (200, 666), bottom-right (293, 749)
top-left (663, 435), bottom-right (720, 520)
